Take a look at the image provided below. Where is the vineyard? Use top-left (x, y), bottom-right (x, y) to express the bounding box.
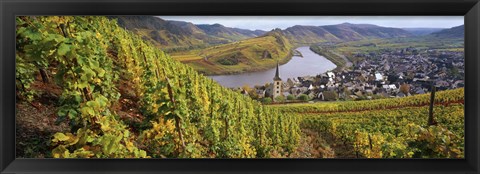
top-left (15, 16), bottom-right (300, 158)
top-left (272, 88), bottom-right (464, 158)
top-left (15, 16), bottom-right (464, 159)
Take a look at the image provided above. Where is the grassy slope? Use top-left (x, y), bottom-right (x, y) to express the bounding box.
top-left (170, 30), bottom-right (294, 75)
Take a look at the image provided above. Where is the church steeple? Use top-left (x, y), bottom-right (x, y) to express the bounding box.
top-left (272, 61), bottom-right (282, 102)
top-left (273, 62), bottom-right (281, 81)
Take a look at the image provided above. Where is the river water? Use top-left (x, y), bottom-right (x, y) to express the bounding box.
top-left (208, 46), bottom-right (337, 88)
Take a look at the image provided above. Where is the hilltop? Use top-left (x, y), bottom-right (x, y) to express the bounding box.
top-left (114, 16), bottom-right (265, 51)
top-left (282, 23), bottom-right (413, 44)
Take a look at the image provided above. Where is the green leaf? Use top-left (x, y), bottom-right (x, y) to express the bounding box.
top-left (81, 107), bottom-right (95, 116)
top-left (25, 30), bottom-right (43, 41)
top-left (67, 109), bottom-right (78, 119)
top-left (57, 43), bottom-right (71, 56)
top-left (96, 95), bottom-right (108, 107)
top-left (139, 150), bottom-right (147, 157)
top-left (97, 68), bottom-right (106, 78)
top-left (57, 108), bottom-right (68, 117)
top-left (74, 94), bottom-right (83, 104)
top-left (82, 67), bottom-right (96, 79)
top-left (53, 133), bottom-right (70, 142)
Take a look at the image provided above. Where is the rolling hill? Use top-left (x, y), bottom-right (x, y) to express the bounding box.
top-left (171, 23), bottom-right (417, 75)
top-left (170, 29), bottom-right (293, 75)
top-left (430, 25), bottom-right (464, 38)
top-left (282, 23), bottom-right (413, 44)
top-left (114, 16), bottom-right (265, 50)
top-left (196, 23), bottom-right (266, 41)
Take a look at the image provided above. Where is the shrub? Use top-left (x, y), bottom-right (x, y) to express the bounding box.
top-left (323, 91), bottom-right (339, 101)
top-left (274, 96), bottom-right (285, 102)
top-left (286, 94), bottom-right (295, 101)
top-left (297, 94), bottom-right (310, 101)
top-left (262, 97), bottom-right (273, 104)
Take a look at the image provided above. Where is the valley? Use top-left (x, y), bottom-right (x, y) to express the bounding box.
top-left (15, 16), bottom-right (465, 159)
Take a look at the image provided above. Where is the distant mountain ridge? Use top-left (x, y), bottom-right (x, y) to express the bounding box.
top-left (114, 16), bottom-right (266, 50)
top-left (196, 23), bottom-right (267, 41)
top-left (430, 25), bottom-right (464, 38)
top-left (115, 17), bottom-right (422, 50)
top-left (281, 22), bottom-right (413, 44)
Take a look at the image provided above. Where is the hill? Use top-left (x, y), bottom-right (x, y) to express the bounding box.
top-left (15, 16), bottom-right (300, 158)
top-left (171, 29), bottom-right (293, 75)
top-left (114, 16), bottom-right (265, 51)
top-left (430, 25), bottom-right (465, 38)
top-left (196, 23), bottom-right (266, 41)
top-left (402, 28), bottom-right (444, 36)
top-left (171, 23), bottom-right (415, 75)
top-left (282, 23), bottom-right (413, 44)
top-left (114, 16), bottom-right (209, 49)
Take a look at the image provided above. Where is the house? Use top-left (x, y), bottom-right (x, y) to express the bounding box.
top-left (327, 72), bottom-right (335, 78)
top-left (375, 73), bottom-right (384, 81)
top-left (256, 89), bottom-right (266, 98)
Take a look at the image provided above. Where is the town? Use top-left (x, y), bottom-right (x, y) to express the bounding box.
top-left (236, 47), bottom-right (464, 103)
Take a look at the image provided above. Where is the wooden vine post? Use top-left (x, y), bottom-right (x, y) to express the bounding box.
top-left (428, 81), bottom-right (438, 126)
top-left (162, 68), bottom-right (186, 151)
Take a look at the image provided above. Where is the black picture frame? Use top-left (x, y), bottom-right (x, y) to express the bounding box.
top-left (1, 0), bottom-right (479, 173)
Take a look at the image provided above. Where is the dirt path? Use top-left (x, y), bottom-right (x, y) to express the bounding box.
top-left (289, 128), bottom-right (358, 158)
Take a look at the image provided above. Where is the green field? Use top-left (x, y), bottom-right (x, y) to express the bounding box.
top-left (328, 37), bottom-right (464, 64)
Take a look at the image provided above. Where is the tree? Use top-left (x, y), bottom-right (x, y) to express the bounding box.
top-left (399, 83), bottom-right (410, 95)
top-left (242, 84), bottom-right (251, 92)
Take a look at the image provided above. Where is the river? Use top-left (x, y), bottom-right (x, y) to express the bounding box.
top-left (208, 46), bottom-right (337, 88)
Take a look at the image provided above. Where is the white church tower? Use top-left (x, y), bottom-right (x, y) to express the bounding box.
top-left (272, 62), bottom-right (282, 101)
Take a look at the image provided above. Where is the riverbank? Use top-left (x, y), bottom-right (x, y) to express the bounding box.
top-left (309, 45), bottom-right (352, 72)
top-left (208, 46), bottom-right (337, 88)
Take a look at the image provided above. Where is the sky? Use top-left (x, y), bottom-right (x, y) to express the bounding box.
top-left (158, 16), bottom-right (464, 31)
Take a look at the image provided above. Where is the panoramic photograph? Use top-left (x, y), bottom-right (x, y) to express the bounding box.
top-left (15, 16), bottom-right (464, 158)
